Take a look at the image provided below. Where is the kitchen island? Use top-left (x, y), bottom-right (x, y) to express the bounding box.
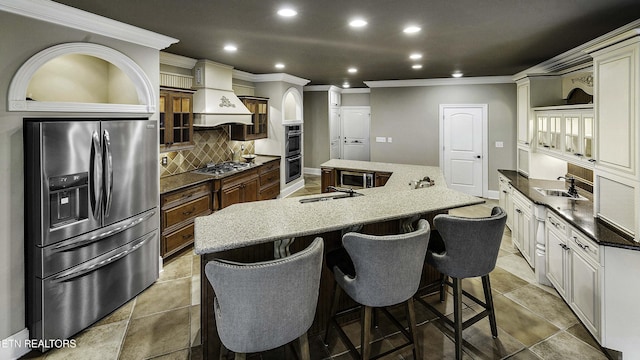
top-left (194, 160), bottom-right (484, 359)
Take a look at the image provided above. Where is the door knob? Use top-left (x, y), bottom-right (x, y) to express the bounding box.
top-left (476, 155), bottom-right (481, 159)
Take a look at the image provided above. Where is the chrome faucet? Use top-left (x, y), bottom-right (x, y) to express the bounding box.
top-left (558, 176), bottom-right (578, 197)
top-left (326, 186), bottom-right (359, 197)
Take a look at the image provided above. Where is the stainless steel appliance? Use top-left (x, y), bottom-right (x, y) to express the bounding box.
top-left (285, 154), bottom-right (302, 183)
top-left (193, 161), bottom-right (255, 177)
top-left (285, 125), bottom-right (302, 183)
top-left (340, 170), bottom-right (374, 189)
top-left (24, 118), bottom-right (159, 351)
top-left (285, 125), bottom-right (301, 157)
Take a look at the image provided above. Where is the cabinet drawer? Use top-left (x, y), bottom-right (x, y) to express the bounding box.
top-left (164, 195), bottom-right (210, 228)
top-left (221, 169), bottom-right (259, 189)
top-left (513, 191), bottom-right (532, 212)
top-left (259, 159), bottom-right (279, 174)
top-left (165, 223), bottom-right (195, 255)
top-left (260, 168), bottom-right (280, 188)
top-left (570, 230), bottom-right (600, 264)
top-left (259, 183), bottom-right (280, 200)
top-left (546, 212), bottom-right (568, 237)
top-left (162, 182), bottom-right (211, 208)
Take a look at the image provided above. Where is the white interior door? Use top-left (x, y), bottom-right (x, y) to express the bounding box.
top-left (441, 105), bottom-right (485, 197)
top-left (329, 107), bottom-right (341, 159)
top-left (341, 107), bottom-right (370, 161)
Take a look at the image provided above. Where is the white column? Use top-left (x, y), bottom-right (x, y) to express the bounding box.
top-left (533, 205), bottom-right (551, 286)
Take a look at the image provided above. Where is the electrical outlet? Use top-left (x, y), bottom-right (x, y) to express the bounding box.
top-left (375, 137), bottom-right (386, 143)
top-left (387, 137), bottom-right (393, 143)
top-left (161, 156), bottom-right (168, 166)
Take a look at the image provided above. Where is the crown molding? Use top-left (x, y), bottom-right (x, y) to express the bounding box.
top-left (364, 76), bottom-right (513, 88)
top-left (0, 0), bottom-right (178, 50)
top-left (232, 70), bottom-right (310, 86)
top-left (513, 19), bottom-right (640, 79)
top-left (342, 88), bottom-right (371, 94)
top-left (303, 85), bottom-right (347, 92)
top-left (160, 52), bottom-right (197, 69)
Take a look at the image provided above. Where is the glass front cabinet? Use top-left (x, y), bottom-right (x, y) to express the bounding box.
top-left (534, 106), bottom-right (594, 166)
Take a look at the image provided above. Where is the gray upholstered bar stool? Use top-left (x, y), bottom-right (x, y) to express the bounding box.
top-left (325, 219), bottom-right (431, 360)
top-left (204, 238), bottom-right (324, 360)
top-left (415, 207), bottom-right (507, 360)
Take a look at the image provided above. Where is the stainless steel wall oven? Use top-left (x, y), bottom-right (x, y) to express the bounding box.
top-left (285, 125), bottom-right (302, 183)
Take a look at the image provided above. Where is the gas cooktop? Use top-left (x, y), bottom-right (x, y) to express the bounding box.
top-left (193, 161), bottom-right (255, 176)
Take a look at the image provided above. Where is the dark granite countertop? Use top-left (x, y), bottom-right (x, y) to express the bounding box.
top-left (498, 169), bottom-right (639, 251)
top-left (160, 155), bottom-right (281, 194)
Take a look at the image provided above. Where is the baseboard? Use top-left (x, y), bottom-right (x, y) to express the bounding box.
top-left (485, 189), bottom-right (499, 200)
top-left (303, 167), bottom-right (321, 176)
top-left (280, 180), bottom-right (305, 198)
top-left (1, 328), bottom-right (31, 360)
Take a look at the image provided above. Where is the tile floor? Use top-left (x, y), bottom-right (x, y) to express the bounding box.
top-left (22, 174), bottom-right (608, 360)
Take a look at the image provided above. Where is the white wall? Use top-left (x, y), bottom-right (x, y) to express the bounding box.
top-left (0, 10), bottom-right (161, 344)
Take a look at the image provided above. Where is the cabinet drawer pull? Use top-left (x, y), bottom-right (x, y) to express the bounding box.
top-left (502, 190), bottom-right (508, 194)
top-left (182, 193), bottom-right (194, 199)
top-left (182, 207), bottom-right (195, 216)
top-left (559, 243), bottom-right (569, 250)
top-left (515, 208), bottom-right (522, 214)
top-left (573, 237), bottom-right (588, 250)
top-left (182, 233), bottom-right (193, 240)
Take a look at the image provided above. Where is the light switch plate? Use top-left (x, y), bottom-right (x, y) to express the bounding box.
top-left (387, 137), bottom-right (393, 143)
top-left (495, 141), bottom-right (504, 148)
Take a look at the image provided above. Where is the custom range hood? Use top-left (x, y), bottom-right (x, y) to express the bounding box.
top-left (192, 59), bottom-right (252, 128)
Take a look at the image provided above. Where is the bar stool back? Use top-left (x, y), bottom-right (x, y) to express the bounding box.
top-left (325, 219), bottom-right (431, 360)
top-left (416, 206), bottom-right (507, 360)
top-left (205, 238), bottom-right (324, 360)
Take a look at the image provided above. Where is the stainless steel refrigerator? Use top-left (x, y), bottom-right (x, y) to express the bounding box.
top-left (24, 118), bottom-right (159, 351)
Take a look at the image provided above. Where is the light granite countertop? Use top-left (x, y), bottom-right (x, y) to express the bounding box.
top-left (194, 159), bottom-right (484, 254)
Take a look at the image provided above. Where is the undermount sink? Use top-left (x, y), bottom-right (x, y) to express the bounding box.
top-left (534, 187), bottom-right (587, 201)
top-left (299, 192), bottom-right (364, 203)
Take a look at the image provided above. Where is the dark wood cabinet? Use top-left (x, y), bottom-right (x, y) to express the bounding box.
top-left (321, 167), bottom-right (337, 193)
top-left (258, 159), bottom-right (280, 200)
top-left (160, 88), bottom-right (195, 149)
top-left (160, 181), bottom-right (212, 258)
top-left (220, 168), bottom-right (259, 208)
top-left (230, 96), bottom-right (269, 141)
top-left (375, 172), bottom-right (392, 187)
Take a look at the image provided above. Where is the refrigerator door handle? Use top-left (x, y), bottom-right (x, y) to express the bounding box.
top-left (52, 209), bottom-right (156, 252)
top-left (52, 231), bottom-right (156, 283)
top-left (90, 130), bottom-right (102, 219)
top-left (103, 129), bottom-right (114, 217)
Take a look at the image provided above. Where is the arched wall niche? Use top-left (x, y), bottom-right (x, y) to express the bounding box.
top-left (8, 42), bottom-right (156, 113)
top-left (282, 86), bottom-right (303, 124)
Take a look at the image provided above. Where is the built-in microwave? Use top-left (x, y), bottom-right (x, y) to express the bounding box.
top-left (340, 170), bottom-right (374, 189)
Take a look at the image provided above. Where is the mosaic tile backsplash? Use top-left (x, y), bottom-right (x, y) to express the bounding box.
top-left (160, 126), bottom-right (255, 178)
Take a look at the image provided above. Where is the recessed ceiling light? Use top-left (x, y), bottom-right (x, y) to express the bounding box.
top-left (277, 8), bottom-right (297, 17)
top-left (349, 18), bottom-right (368, 28)
top-left (223, 44), bottom-right (237, 52)
top-left (452, 72), bottom-right (463, 78)
top-left (348, 67), bottom-right (358, 73)
top-left (403, 26), bottom-right (421, 34)
top-left (343, 82), bottom-right (351, 88)
top-left (412, 64), bottom-right (423, 69)
top-left (409, 53), bottom-right (422, 60)
top-left (275, 63), bottom-right (285, 69)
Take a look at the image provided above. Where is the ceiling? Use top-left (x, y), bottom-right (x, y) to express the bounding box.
top-left (54, 0), bottom-right (640, 88)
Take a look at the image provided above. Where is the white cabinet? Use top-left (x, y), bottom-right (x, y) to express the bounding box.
top-left (591, 39), bottom-right (639, 180)
top-left (498, 175), bottom-right (514, 230)
top-left (534, 107), bottom-right (595, 167)
top-left (543, 212), bottom-right (603, 343)
top-left (517, 80), bottom-right (532, 146)
top-left (512, 191), bottom-right (535, 268)
top-left (329, 89), bottom-right (341, 107)
top-left (545, 212), bottom-right (569, 298)
top-left (589, 33), bottom-right (640, 240)
top-left (568, 230), bottom-right (601, 340)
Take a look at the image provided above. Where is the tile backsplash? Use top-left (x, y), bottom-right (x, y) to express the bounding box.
top-left (160, 126), bottom-right (255, 178)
